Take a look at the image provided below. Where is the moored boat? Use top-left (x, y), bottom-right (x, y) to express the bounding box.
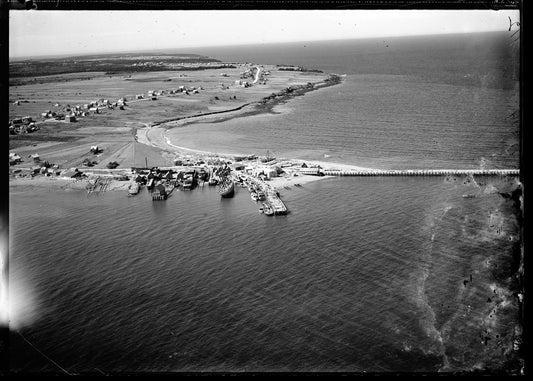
top-left (128, 182), bottom-right (140, 196)
top-left (263, 203), bottom-right (274, 216)
top-left (219, 178), bottom-right (235, 198)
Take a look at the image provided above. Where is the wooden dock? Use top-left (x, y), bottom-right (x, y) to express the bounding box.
top-left (241, 174), bottom-right (288, 215)
top-left (264, 188), bottom-right (288, 215)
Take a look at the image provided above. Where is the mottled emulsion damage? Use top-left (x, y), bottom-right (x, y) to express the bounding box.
top-left (418, 176), bottom-right (522, 373)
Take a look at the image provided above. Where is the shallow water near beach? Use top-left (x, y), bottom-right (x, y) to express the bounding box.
top-left (9, 32), bottom-right (522, 373)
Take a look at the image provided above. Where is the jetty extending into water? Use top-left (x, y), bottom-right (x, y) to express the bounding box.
top-left (238, 173), bottom-right (288, 215)
top-left (321, 168), bottom-right (519, 177)
top-left (263, 187), bottom-right (288, 215)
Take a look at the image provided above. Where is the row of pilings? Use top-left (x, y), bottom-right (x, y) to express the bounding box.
top-left (321, 169), bottom-right (520, 177)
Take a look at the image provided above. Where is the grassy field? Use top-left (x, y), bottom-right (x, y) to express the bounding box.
top-left (9, 53), bottom-right (222, 79)
top-left (9, 59), bottom-right (328, 170)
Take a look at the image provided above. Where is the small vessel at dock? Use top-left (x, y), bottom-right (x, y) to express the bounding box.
top-left (263, 203), bottom-right (274, 216)
top-left (250, 192), bottom-right (258, 201)
top-left (256, 191), bottom-right (266, 201)
top-left (128, 182), bottom-right (140, 196)
top-left (147, 178), bottom-right (155, 191)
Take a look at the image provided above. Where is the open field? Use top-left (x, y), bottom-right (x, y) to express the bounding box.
top-left (9, 57), bottom-right (333, 171)
top-left (9, 53), bottom-right (223, 81)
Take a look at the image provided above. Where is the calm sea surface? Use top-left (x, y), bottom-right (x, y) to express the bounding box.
top-left (9, 32), bottom-right (521, 373)
top-left (169, 32), bottom-right (519, 169)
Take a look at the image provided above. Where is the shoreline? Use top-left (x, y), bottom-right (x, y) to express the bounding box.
top-left (8, 168), bottom-right (331, 193)
top-left (152, 73), bottom-right (344, 127)
top-left (136, 72), bottom-right (380, 175)
top-left (9, 71), bottom-right (371, 193)
top-left (141, 125), bottom-right (377, 173)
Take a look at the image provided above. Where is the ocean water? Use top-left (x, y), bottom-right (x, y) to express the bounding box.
top-left (168, 32), bottom-right (519, 169)
top-left (9, 32), bottom-right (522, 373)
top-left (9, 176), bottom-right (520, 373)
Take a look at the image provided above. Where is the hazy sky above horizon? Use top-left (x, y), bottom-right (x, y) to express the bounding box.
top-left (9, 10), bottom-right (519, 58)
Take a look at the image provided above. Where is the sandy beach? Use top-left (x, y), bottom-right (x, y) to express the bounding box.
top-left (138, 121), bottom-right (377, 173)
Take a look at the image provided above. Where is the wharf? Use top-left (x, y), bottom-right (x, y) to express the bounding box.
top-left (265, 188), bottom-right (288, 215)
top-left (321, 169), bottom-right (520, 177)
top-left (239, 173), bottom-right (288, 215)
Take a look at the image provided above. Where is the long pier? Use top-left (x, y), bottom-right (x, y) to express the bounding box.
top-left (321, 169), bottom-right (519, 177)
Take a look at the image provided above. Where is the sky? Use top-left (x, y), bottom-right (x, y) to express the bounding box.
top-left (9, 10), bottom-right (520, 58)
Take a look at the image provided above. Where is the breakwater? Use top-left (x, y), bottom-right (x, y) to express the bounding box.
top-left (321, 169), bottom-right (519, 177)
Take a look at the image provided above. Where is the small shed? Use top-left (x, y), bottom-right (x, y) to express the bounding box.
top-left (9, 153), bottom-right (22, 165)
top-left (9, 152), bottom-right (22, 162)
top-left (299, 167), bottom-right (322, 176)
top-left (90, 145), bottom-right (102, 154)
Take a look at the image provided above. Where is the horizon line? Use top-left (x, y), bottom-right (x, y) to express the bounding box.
top-left (9, 30), bottom-right (508, 61)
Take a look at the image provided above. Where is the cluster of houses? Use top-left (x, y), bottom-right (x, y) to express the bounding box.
top-left (9, 151), bottom-right (66, 177)
top-left (242, 164), bottom-right (282, 180)
top-left (36, 97), bottom-right (128, 124)
top-left (237, 66), bottom-right (269, 86)
top-left (240, 68), bottom-right (255, 80)
top-left (10, 73), bottom-right (237, 133)
top-left (9, 152), bottom-right (22, 165)
top-left (234, 80), bottom-right (251, 88)
top-left (9, 116), bottom-right (40, 135)
top-left (132, 61), bottom-right (166, 67)
top-left (144, 85), bottom-right (203, 100)
top-left (81, 97), bottom-right (128, 113)
top-left (256, 69), bottom-right (270, 85)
